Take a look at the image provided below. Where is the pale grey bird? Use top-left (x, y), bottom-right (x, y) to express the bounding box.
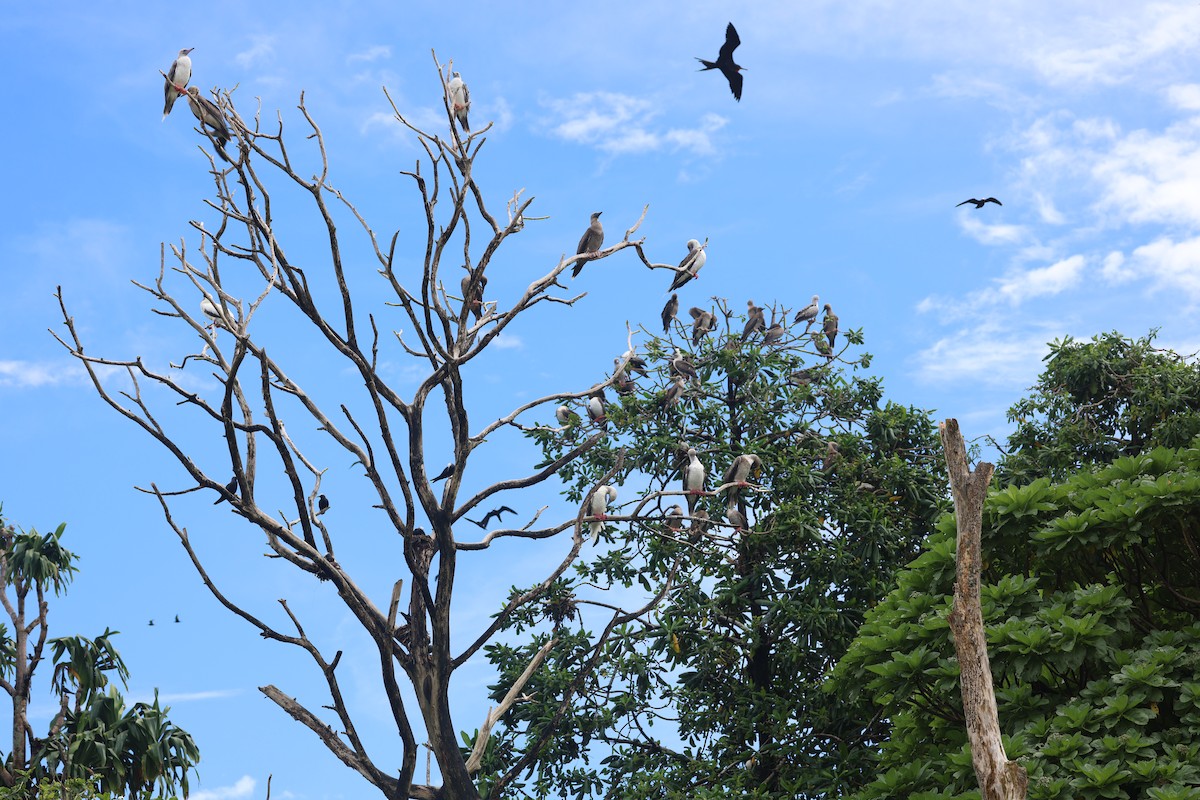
top-left (725, 504), bottom-right (747, 532)
top-left (670, 348), bottom-right (699, 383)
top-left (612, 359), bottom-right (636, 396)
top-left (587, 485), bottom-right (618, 542)
top-left (665, 504), bottom-right (685, 533)
top-left (572, 212), bottom-right (604, 277)
top-left (661, 293), bottom-right (679, 333)
top-left (689, 307), bottom-right (715, 346)
top-left (163, 48), bottom-right (194, 120)
top-left (723, 453), bottom-right (763, 490)
top-left (556, 404), bottom-right (581, 426)
top-left (683, 448), bottom-right (706, 513)
top-left (742, 301), bottom-right (765, 338)
top-left (185, 87), bottom-right (231, 160)
top-left (447, 71), bottom-right (470, 131)
top-left (762, 312), bottom-right (785, 346)
top-left (823, 304), bottom-right (839, 352)
top-left (794, 294), bottom-right (819, 329)
top-left (200, 297), bottom-right (223, 326)
top-left (659, 375), bottom-right (687, 409)
top-left (621, 350), bottom-right (650, 377)
top-left (669, 239), bottom-right (706, 291)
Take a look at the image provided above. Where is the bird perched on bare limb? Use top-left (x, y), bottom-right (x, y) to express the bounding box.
top-left (431, 463), bottom-right (454, 483)
top-left (661, 293), bottom-right (679, 333)
top-left (572, 212), bottom-right (604, 277)
top-left (447, 71), bottom-right (470, 132)
top-left (461, 271), bottom-right (487, 321)
top-left (697, 23), bottom-right (745, 102)
top-left (689, 307), bottom-right (715, 345)
top-left (743, 301), bottom-right (765, 338)
top-left (185, 87), bottom-right (231, 161)
top-left (956, 197), bottom-right (1001, 209)
top-left (794, 294), bottom-right (819, 329)
top-left (213, 476), bottom-right (238, 505)
top-left (670, 239), bottom-right (706, 291)
top-left (762, 312), bottom-right (785, 346)
top-left (162, 47), bottom-right (194, 120)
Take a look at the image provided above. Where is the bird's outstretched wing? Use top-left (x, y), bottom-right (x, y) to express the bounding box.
top-left (719, 23), bottom-right (741, 61)
top-left (726, 70), bottom-right (744, 102)
top-left (983, 197), bottom-right (1002, 206)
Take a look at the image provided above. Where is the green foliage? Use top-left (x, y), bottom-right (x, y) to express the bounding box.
top-left (482, 303), bottom-right (948, 798)
top-left (831, 441), bottom-right (1200, 800)
top-left (1001, 331), bottom-right (1200, 486)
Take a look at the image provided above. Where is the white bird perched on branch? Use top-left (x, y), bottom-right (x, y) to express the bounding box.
top-left (794, 294), bottom-right (819, 329)
top-left (669, 239), bottom-right (706, 291)
top-left (447, 71), bottom-right (470, 131)
top-left (683, 448), bottom-right (706, 513)
top-left (587, 485), bottom-right (617, 542)
top-left (556, 405), bottom-right (581, 426)
top-left (162, 48), bottom-right (194, 120)
top-left (723, 453), bottom-right (762, 495)
top-left (200, 297), bottom-right (223, 329)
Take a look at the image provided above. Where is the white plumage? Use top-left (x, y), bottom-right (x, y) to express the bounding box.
top-left (588, 485), bottom-right (617, 542)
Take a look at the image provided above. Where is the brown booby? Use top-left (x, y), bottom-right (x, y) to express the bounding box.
top-left (956, 197), bottom-right (1002, 209)
top-left (587, 485), bottom-right (618, 542)
top-left (697, 23), bottom-right (745, 102)
top-left (163, 48), bottom-right (194, 121)
top-left (447, 71), bottom-right (470, 132)
top-left (822, 304), bottom-right (839, 352)
top-left (661, 293), bottom-right (679, 333)
top-left (793, 295), bottom-right (819, 329)
top-left (689, 307), bottom-right (715, 346)
top-left (572, 212), bottom-right (604, 277)
top-left (742, 301), bottom-right (765, 338)
top-left (669, 239), bottom-right (706, 291)
top-left (683, 448), bottom-right (706, 513)
top-left (185, 87), bottom-right (231, 160)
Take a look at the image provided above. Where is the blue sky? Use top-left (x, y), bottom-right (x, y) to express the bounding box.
top-left (5, 2), bottom-right (1200, 798)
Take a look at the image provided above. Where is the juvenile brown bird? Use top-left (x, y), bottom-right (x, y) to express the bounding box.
top-left (572, 212), bottom-right (604, 277)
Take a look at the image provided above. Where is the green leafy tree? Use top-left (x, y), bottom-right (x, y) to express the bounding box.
top-left (1000, 331), bottom-right (1200, 485)
top-left (0, 508), bottom-right (199, 798)
top-left (831, 334), bottom-right (1200, 800)
top-left (480, 301), bottom-right (949, 798)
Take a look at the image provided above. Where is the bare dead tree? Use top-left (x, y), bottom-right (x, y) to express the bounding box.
top-left (53, 57), bottom-right (683, 800)
top-left (940, 419), bottom-right (1028, 800)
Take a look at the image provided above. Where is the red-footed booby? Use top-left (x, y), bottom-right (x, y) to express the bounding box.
top-left (669, 239), bottom-right (706, 291)
top-left (661, 293), bottom-right (679, 333)
top-left (572, 212), bottom-right (604, 277)
top-left (447, 71), bottom-right (470, 131)
top-left (185, 87), bottom-right (231, 160)
top-left (163, 48), bottom-right (194, 121)
top-left (587, 485), bottom-right (618, 542)
top-left (823, 304), bottom-right (839, 352)
top-left (683, 447), bottom-right (706, 513)
top-left (794, 295), bottom-right (819, 329)
top-left (742, 301), bottom-right (765, 338)
top-left (689, 307), bottom-right (715, 346)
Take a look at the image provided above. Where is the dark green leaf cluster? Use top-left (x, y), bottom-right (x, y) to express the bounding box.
top-left (832, 443), bottom-right (1200, 800)
top-left (480, 304), bottom-right (948, 798)
top-left (1001, 331), bottom-right (1200, 486)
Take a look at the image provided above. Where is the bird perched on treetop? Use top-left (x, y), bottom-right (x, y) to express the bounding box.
top-left (185, 87), bottom-right (231, 161)
top-left (661, 293), bottom-right (679, 333)
top-left (670, 239), bottom-right (706, 291)
top-left (163, 48), bottom-right (194, 120)
top-left (743, 301), bottom-right (765, 338)
top-left (823, 304), bottom-right (839, 352)
top-left (214, 476), bottom-right (238, 505)
top-left (572, 212), bottom-right (604, 277)
top-left (689, 307), bottom-right (715, 345)
top-left (317, 494), bottom-right (329, 515)
top-left (447, 71), bottom-right (470, 131)
top-left (431, 463), bottom-right (454, 483)
top-left (956, 197), bottom-right (1002, 209)
top-left (794, 294), bottom-right (819, 329)
top-left (697, 23), bottom-right (745, 101)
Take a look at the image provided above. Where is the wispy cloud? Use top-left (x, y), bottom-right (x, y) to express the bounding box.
top-left (957, 214), bottom-right (1027, 246)
top-left (491, 333), bottom-right (523, 350)
top-left (913, 322), bottom-right (1061, 388)
top-left (542, 93), bottom-right (727, 158)
top-left (234, 36), bottom-right (276, 69)
top-left (0, 360), bottom-right (87, 389)
top-left (997, 255), bottom-right (1086, 303)
top-left (154, 689), bottom-right (241, 703)
top-left (190, 776), bottom-right (256, 800)
top-left (347, 45), bottom-right (391, 64)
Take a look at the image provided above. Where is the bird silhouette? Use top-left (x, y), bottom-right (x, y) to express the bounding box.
top-left (697, 23), bottom-right (745, 101)
top-left (213, 476), bottom-right (238, 505)
top-left (661, 293), bottom-right (679, 333)
top-left (956, 197), bottom-right (1002, 209)
top-left (175, 615), bottom-right (181, 624)
top-left (148, 619), bottom-right (155, 627)
top-left (431, 463), bottom-right (454, 483)
top-left (317, 494), bottom-right (330, 515)
top-left (465, 505), bottom-right (518, 529)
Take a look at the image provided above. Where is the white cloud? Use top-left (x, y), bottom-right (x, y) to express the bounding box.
top-left (1165, 83), bottom-right (1200, 111)
top-left (1126, 236), bottom-right (1200, 300)
top-left (347, 45), bottom-right (391, 64)
top-left (0, 360), bottom-right (87, 389)
top-left (491, 333), bottom-right (523, 350)
top-left (153, 689), bottom-right (241, 703)
top-left (234, 36), bottom-right (276, 69)
top-left (190, 776), bottom-right (256, 800)
top-left (914, 323), bottom-right (1061, 388)
top-left (997, 255), bottom-right (1086, 303)
top-left (1033, 191), bottom-right (1065, 225)
top-left (958, 214), bottom-right (1027, 246)
top-left (542, 93), bottom-right (727, 158)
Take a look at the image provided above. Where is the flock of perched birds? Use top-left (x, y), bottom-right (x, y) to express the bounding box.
top-left (169, 25), bottom-right (999, 543)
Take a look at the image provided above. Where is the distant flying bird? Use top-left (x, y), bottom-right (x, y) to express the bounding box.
top-left (447, 71), bottom-right (470, 131)
top-left (661, 293), bottom-right (679, 333)
top-left (175, 615), bottom-right (181, 623)
top-left (466, 505), bottom-right (517, 529)
top-left (163, 48), bottom-right (195, 120)
top-left (572, 212), bottom-right (604, 277)
top-left (587, 485), bottom-right (618, 542)
top-left (697, 23), bottom-right (745, 102)
top-left (185, 86), bottom-right (230, 160)
top-left (956, 197), bottom-right (1002, 209)
top-left (556, 404), bottom-right (581, 426)
top-left (213, 476), bottom-right (238, 505)
top-left (683, 448), bottom-right (706, 513)
top-left (823, 304), bottom-right (839, 352)
top-left (317, 494), bottom-right (329, 515)
top-left (148, 619), bottom-right (155, 627)
top-left (689, 307), bottom-right (715, 346)
top-left (670, 239), bottom-right (706, 291)
top-left (794, 294), bottom-right (819, 329)
top-left (743, 301), bottom-right (765, 338)
top-left (431, 463), bottom-right (454, 483)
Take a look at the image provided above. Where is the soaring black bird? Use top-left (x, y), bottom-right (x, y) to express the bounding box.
top-left (697, 23), bottom-right (745, 101)
top-left (466, 505), bottom-right (518, 529)
top-left (956, 197), bottom-right (1002, 209)
top-left (572, 212), bottom-right (604, 277)
top-left (213, 476), bottom-right (238, 505)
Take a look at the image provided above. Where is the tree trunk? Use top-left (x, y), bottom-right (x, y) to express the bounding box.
top-left (940, 419), bottom-right (1027, 800)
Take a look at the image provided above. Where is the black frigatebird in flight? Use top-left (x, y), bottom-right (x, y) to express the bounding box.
top-left (697, 23), bottom-right (745, 101)
top-left (956, 197), bottom-right (1002, 209)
